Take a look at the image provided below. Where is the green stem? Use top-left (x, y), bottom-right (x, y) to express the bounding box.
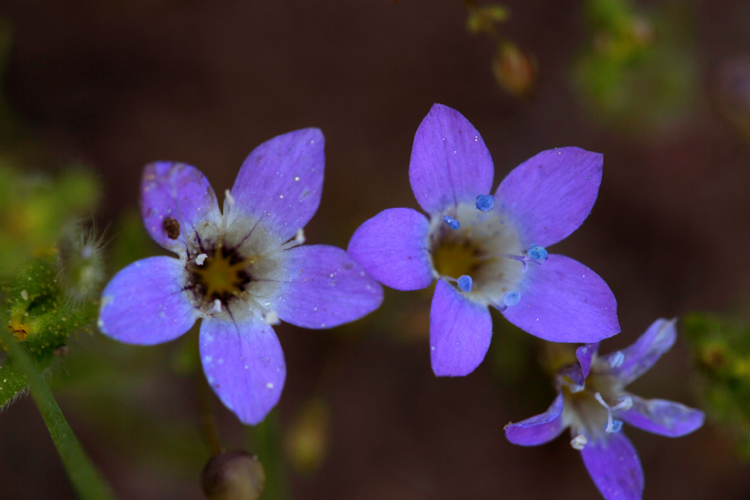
top-left (245, 409), bottom-right (288, 500)
top-left (0, 328), bottom-right (117, 500)
top-left (197, 375), bottom-right (223, 455)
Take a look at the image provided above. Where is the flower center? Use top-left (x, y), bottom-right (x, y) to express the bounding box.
top-left (181, 214), bottom-right (302, 322)
top-left (432, 240), bottom-right (481, 281)
top-left (561, 367), bottom-right (626, 444)
top-left (188, 245), bottom-right (252, 305)
top-left (428, 200), bottom-right (537, 308)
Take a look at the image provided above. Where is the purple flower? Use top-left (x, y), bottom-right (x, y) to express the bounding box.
top-left (505, 319), bottom-right (705, 500)
top-left (98, 129), bottom-right (383, 425)
top-left (347, 104), bottom-right (620, 376)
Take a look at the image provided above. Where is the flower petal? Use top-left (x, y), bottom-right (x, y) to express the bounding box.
top-left (501, 254), bottom-right (620, 343)
top-left (229, 128), bottom-right (324, 242)
top-left (580, 433), bottom-right (644, 500)
top-left (430, 279), bottom-right (492, 376)
top-left (618, 394), bottom-right (705, 438)
top-left (505, 393), bottom-right (566, 446)
top-left (276, 245), bottom-right (383, 329)
top-left (200, 316), bottom-right (286, 426)
top-left (98, 257), bottom-right (198, 345)
top-left (347, 208), bottom-right (434, 291)
top-left (409, 104), bottom-right (494, 214)
top-left (576, 343), bottom-right (600, 380)
top-left (141, 162), bottom-right (222, 252)
top-left (605, 318), bottom-right (677, 385)
top-left (495, 147), bottom-right (602, 247)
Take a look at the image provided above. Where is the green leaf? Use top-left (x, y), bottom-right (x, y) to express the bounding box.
top-left (0, 326), bottom-right (117, 500)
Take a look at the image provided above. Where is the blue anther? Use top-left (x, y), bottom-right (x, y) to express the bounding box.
top-left (475, 194), bottom-right (495, 212)
top-left (606, 419), bottom-right (624, 434)
top-left (442, 215), bottom-right (460, 230)
top-left (457, 275), bottom-right (473, 292)
top-left (527, 244), bottom-right (548, 261)
top-left (503, 291), bottom-right (521, 307)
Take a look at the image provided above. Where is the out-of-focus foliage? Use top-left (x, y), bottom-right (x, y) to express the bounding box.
top-left (466, 3), bottom-right (509, 34)
top-left (572, 0), bottom-right (697, 133)
top-left (285, 397), bottom-right (330, 476)
top-left (0, 164), bottom-right (101, 273)
top-left (683, 312), bottom-right (750, 458)
top-left (711, 56), bottom-right (750, 144)
top-left (0, 164), bottom-right (103, 407)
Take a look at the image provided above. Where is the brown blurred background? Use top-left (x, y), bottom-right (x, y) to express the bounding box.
top-left (1, 0), bottom-right (750, 499)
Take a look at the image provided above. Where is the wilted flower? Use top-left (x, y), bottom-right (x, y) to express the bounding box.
top-left (505, 319), bottom-right (705, 500)
top-left (98, 129), bottom-right (383, 425)
top-left (348, 104), bottom-right (619, 376)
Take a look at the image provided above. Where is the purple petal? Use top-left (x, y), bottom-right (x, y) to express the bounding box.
top-left (430, 279), bottom-right (492, 376)
top-left (99, 257), bottom-right (198, 345)
top-left (229, 128), bottom-right (324, 242)
top-left (141, 162), bottom-right (221, 252)
top-left (276, 245), bottom-right (383, 329)
top-left (580, 433), bottom-right (644, 500)
top-left (505, 393), bottom-right (566, 446)
top-left (576, 343), bottom-right (600, 380)
top-left (409, 104), bottom-right (494, 214)
top-left (605, 318), bottom-right (677, 385)
top-left (347, 208), bottom-right (434, 291)
top-left (618, 394), bottom-right (705, 437)
top-left (501, 254), bottom-right (620, 343)
top-left (200, 316), bottom-right (286, 426)
top-left (495, 147), bottom-right (602, 247)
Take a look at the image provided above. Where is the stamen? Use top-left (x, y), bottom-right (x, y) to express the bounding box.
top-left (294, 228), bottom-right (306, 245)
top-left (503, 291), bottom-right (521, 307)
top-left (594, 393), bottom-right (632, 433)
top-left (482, 249), bottom-right (547, 273)
top-left (225, 189), bottom-right (235, 206)
top-left (570, 434), bottom-right (588, 450)
top-left (609, 351), bottom-right (625, 368)
top-left (442, 215), bottom-right (460, 230)
top-left (457, 275), bottom-right (473, 292)
top-left (196, 253), bottom-right (207, 266)
top-left (212, 299), bottom-right (222, 313)
top-left (264, 310), bottom-right (280, 325)
top-left (527, 244), bottom-right (548, 261)
top-left (475, 194), bottom-right (495, 212)
top-left (262, 228), bottom-right (308, 259)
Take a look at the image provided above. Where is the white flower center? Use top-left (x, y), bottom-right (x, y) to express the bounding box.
top-left (182, 214), bottom-right (296, 322)
top-left (428, 202), bottom-right (530, 308)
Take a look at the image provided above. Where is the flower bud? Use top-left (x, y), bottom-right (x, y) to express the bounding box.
top-left (492, 42), bottom-right (537, 98)
top-left (201, 451), bottom-right (266, 500)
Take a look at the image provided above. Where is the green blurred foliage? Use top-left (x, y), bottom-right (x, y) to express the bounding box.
top-left (0, 164), bottom-right (101, 273)
top-left (466, 3), bottom-right (509, 34)
top-left (572, 0), bottom-right (698, 134)
top-left (683, 312), bottom-right (750, 458)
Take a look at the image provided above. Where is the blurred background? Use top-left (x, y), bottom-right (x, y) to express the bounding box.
top-left (1, 0), bottom-right (749, 498)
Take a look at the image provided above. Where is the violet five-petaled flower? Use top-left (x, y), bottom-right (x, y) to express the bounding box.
top-left (347, 103), bottom-right (620, 376)
top-left (505, 318), bottom-right (705, 500)
top-left (97, 128), bottom-right (383, 425)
